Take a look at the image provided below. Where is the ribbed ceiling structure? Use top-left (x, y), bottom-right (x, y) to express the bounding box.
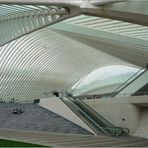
top-left (1, 27), bottom-right (131, 102)
top-left (65, 15), bottom-right (148, 41)
top-left (0, 3), bottom-right (148, 102)
top-left (51, 15), bottom-right (148, 68)
top-left (0, 4), bottom-right (79, 47)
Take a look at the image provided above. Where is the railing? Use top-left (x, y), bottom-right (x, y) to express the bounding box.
top-left (63, 96), bottom-right (107, 134)
top-left (110, 68), bottom-right (146, 97)
top-left (62, 94), bottom-right (129, 136)
top-left (75, 98), bottom-right (129, 136)
top-left (113, 91), bottom-right (148, 98)
top-left (77, 99), bottom-right (113, 127)
top-left (0, 98), bottom-right (34, 104)
top-left (79, 91), bottom-right (148, 100)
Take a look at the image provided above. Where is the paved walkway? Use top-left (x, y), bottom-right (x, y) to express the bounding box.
top-left (0, 128), bottom-right (148, 147)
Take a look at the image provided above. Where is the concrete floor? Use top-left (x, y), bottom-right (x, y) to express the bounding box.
top-left (0, 103), bottom-right (91, 135)
top-left (0, 128), bottom-right (148, 147)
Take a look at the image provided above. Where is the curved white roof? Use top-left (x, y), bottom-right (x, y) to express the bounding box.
top-left (0, 3), bottom-right (148, 101)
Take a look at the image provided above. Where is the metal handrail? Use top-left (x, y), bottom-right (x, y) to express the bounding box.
top-left (75, 98), bottom-right (129, 135)
top-left (76, 99), bottom-right (114, 127)
top-left (78, 90), bottom-right (148, 100)
top-left (63, 96), bottom-right (108, 134)
top-left (111, 67), bottom-right (146, 97)
top-left (0, 98), bottom-right (34, 104)
top-left (64, 96), bottom-right (129, 136)
top-left (113, 90), bottom-right (148, 98)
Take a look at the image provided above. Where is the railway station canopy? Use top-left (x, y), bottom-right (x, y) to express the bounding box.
top-left (0, 0), bottom-right (148, 101)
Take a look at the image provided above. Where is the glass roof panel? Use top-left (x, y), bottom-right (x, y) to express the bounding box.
top-left (70, 65), bottom-right (141, 96)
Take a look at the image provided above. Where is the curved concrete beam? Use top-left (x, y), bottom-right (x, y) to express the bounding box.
top-left (81, 0), bottom-right (148, 26)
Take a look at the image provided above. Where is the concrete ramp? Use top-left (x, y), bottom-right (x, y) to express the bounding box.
top-left (134, 108), bottom-right (148, 138)
top-left (39, 97), bottom-right (95, 134)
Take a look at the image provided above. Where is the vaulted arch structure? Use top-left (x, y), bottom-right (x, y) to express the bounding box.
top-left (0, 1), bottom-right (148, 102)
top-left (1, 27), bottom-right (133, 101)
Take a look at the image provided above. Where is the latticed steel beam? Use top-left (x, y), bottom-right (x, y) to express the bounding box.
top-left (0, 0), bottom-right (148, 46)
top-left (0, 0), bottom-right (148, 26)
top-left (0, 0), bottom-right (82, 7)
top-left (0, 5), bottom-right (81, 46)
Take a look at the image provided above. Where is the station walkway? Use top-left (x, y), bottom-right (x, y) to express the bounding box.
top-left (0, 128), bottom-right (148, 147)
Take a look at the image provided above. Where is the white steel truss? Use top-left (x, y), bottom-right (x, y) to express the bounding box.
top-left (0, 5), bottom-right (80, 46)
top-left (0, 0), bottom-right (147, 102)
top-left (0, 0), bottom-right (148, 46)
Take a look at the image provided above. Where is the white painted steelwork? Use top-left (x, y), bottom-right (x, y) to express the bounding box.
top-left (0, 0), bottom-right (147, 26)
top-left (0, 27), bottom-right (133, 101)
top-left (0, 5), bottom-right (80, 46)
top-left (0, 1), bottom-right (148, 101)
